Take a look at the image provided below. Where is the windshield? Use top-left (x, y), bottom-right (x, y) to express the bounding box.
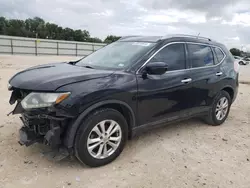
top-left (76, 41), bottom-right (155, 69)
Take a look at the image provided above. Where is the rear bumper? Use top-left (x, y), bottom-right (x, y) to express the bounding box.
top-left (232, 86), bottom-right (238, 103)
top-left (232, 73), bottom-right (239, 103)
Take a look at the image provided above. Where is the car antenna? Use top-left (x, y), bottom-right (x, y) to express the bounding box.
top-left (197, 32), bottom-right (200, 39)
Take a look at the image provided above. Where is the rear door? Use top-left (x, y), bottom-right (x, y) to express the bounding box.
top-left (187, 43), bottom-right (225, 111)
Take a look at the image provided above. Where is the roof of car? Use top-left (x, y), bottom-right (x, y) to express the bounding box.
top-left (119, 34), bottom-right (220, 45)
top-left (119, 36), bottom-right (163, 42)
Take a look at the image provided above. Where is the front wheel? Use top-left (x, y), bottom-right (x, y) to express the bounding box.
top-left (74, 108), bottom-right (128, 167)
top-left (204, 91), bottom-right (232, 126)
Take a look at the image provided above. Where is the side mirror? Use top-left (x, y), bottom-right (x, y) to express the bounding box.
top-left (145, 62), bottom-right (168, 75)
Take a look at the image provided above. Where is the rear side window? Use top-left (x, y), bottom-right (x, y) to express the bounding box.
top-left (213, 47), bottom-right (225, 64)
top-left (188, 44), bottom-right (214, 68)
top-left (149, 43), bottom-right (186, 71)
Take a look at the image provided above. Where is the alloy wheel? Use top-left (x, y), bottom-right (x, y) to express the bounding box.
top-left (87, 120), bottom-right (122, 159)
top-left (215, 97), bottom-right (229, 121)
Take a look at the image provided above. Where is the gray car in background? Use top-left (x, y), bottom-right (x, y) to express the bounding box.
top-left (234, 56), bottom-right (249, 65)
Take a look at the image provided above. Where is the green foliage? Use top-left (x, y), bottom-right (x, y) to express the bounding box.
top-left (230, 48), bottom-right (241, 56)
top-left (0, 17), bottom-right (7, 35)
top-left (0, 16), bottom-right (118, 43)
top-left (88, 37), bottom-right (103, 43)
top-left (104, 35), bottom-right (121, 43)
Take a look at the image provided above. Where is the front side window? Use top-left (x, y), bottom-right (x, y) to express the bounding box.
top-left (188, 44), bottom-right (214, 68)
top-left (149, 43), bottom-right (186, 71)
top-left (76, 41), bottom-right (155, 69)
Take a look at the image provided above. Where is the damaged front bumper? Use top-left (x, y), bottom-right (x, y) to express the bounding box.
top-left (8, 88), bottom-right (74, 150)
top-left (16, 108), bottom-right (73, 161)
top-left (17, 109), bottom-right (69, 148)
top-left (18, 113), bottom-right (65, 147)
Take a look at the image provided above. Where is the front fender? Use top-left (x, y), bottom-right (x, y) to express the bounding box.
top-left (56, 73), bottom-right (137, 116)
top-left (63, 100), bottom-right (136, 148)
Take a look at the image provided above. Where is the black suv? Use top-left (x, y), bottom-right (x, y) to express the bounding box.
top-left (8, 34), bottom-right (239, 167)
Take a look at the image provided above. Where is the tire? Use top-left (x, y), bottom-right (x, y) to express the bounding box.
top-left (74, 108), bottom-right (128, 167)
top-left (239, 61), bottom-right (244, 65)
top-left (204, 90), bottom-right (232, 126)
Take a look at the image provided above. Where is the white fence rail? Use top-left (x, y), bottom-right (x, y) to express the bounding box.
top-left (0, 35), bottom-right (106, 56)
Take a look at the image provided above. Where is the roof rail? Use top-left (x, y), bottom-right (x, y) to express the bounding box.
top-left (118, 35), bottom-right (141, 41)
top-left (162, 34), bottom-right (212, 41)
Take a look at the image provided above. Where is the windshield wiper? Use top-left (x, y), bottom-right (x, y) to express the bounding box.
top-left (82, 65), bottom-right (94, 69)
top-left (68, 57), bottom-right (85, 65)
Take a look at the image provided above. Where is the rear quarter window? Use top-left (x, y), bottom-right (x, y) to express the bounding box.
top-left (213, 47), bottom-right (225, 64)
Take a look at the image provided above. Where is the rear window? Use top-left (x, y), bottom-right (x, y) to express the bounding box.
top-left (213, 47), bottom-right (225, 64)
top-left (187, 44), bottom-right (214, 68)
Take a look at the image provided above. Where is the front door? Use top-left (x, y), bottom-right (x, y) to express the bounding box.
top-left (136, 43), bottom-right (194, 126)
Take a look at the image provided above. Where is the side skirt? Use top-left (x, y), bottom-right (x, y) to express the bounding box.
top-left (131, 109), bottom-right (209, 137)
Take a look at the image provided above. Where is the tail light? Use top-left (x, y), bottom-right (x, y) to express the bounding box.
top-left (234, 60), bottom-right (240, 72)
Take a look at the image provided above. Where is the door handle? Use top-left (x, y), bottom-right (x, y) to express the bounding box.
top-left (181, 78), bottom-right (192, 83)
top-left (216, 72), bottom-right (223, 76)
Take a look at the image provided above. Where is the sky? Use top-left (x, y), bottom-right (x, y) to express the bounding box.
top-left (1, 0), bottom-right (250, 51)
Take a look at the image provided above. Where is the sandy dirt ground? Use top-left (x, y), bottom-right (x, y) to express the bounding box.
top-left (0, 55), bottom-right (249, 188)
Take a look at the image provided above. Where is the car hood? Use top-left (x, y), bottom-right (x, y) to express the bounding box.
top-left (9, 62), bottom-right (114, 91)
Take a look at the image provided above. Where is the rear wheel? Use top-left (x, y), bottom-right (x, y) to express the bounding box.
top-left (74, 108), bottom-right (128, 167)
top-left (204, 91), bottom-right (231, 126)
top-left (239, 61), bottom-right (244, 65)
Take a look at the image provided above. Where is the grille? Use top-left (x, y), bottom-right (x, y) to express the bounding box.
top-left (21, 114), bottom-right (50, 135)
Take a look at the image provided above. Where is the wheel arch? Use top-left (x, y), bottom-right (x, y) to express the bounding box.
top-left (64, 100), bottom-right (136, 148)
top-left (222, 86), bottom-right (234, 101)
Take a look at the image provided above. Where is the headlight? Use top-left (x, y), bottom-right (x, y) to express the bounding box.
top-left (21, 92), bottom-right (70, 109)
top-left (7, 83), bottom-right (12, 90)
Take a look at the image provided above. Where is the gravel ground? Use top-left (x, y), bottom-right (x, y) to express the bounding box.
top-left (0, 55), bottom-right (249, 188)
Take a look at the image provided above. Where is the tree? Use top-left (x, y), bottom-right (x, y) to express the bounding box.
top-left (104, 35), bottom-right (121, 43)
top-left (26, 17), bottom-right (45, 38)
top-left (45, 23), bottom-right (59, 39)
top-left (5, 19), bottom-right (26, 36)
top-left (88, 37), bottom-right (102, 43)
top-left (0, 17), bottom-right (7, 35)
top-left (230, 48), bottom-right (241, 56)
top-left (0, 16), bottom-right (104, 43)
top-left (73, 29), bottom-right (90, 42)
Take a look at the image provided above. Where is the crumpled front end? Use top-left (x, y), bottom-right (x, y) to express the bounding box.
top-left (18, 113), bottom-right (66, 148)
top-left (9, 88), bottom-right (73, 149)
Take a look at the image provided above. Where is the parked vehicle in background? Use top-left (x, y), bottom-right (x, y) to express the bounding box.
top-left (234, 56), bottom-right (249, 65)
top-left (242, 57), bottom-right (250, 64)
top-left (8, 34), bottom-right (239, 167)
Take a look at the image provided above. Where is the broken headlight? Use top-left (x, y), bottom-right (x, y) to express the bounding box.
top-left (7, 83), bottom-right (13, 90)
top-left (21, 92), bottom-right (70, 109)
